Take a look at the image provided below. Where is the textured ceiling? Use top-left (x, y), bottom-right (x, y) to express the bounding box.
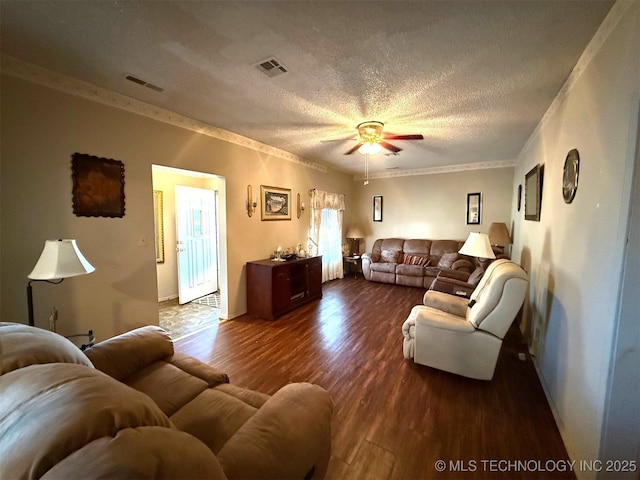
top-left (0, 1), bottom-right (614, 175)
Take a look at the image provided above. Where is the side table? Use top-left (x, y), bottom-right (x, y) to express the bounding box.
top-left (343, 255), bottom-right (362, 278)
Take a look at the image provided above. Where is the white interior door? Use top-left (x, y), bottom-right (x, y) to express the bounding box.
top-left (175, 185), bottom-right (218, 304)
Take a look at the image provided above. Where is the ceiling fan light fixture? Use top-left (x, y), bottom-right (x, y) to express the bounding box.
top-left (357, 121), bottom-right (384, 144)
top-left (358, 142), bottom-right (382, 155)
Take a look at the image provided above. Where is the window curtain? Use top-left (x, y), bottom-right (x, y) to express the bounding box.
top-left (309, 189), bottom-right (345, 282)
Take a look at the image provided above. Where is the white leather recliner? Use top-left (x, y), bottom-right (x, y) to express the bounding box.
top-left (402, 259), bottom-right (528, 380)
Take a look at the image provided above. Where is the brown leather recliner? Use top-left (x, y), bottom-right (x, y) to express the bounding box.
top-left (0, 322), bottom-right (333, 479)
top-left (430, 266), bottom-right (485, 298)
top-left (429, 252), bottom-right (510, 298)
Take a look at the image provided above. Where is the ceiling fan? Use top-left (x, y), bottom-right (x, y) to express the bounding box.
top-left (344, 121), bottom-right (423, 155)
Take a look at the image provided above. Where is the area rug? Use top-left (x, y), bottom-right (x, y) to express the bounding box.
top-left (159, 297), bottom-right (220, 340)
top-left (193, 292), bottom-right (221, 307)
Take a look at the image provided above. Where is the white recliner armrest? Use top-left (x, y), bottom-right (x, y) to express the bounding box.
top-left (414, 305), bottom-right (475, 333)
top-left (423, 291), bottom-right (468, 317)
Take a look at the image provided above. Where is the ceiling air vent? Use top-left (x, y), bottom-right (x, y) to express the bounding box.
top-left (254, 57), bottom-right (288, 78)
top-left (125, 74), bottom-right (164, 92)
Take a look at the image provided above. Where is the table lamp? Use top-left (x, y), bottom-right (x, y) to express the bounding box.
top-left (27, 239), bottom-right (95, 327)
top-left (458, 232), bottom-right (496, 260)
top-left (345, 226), bottom-right (364, 256)
top-left (488, 222), bottom-right (512, 253)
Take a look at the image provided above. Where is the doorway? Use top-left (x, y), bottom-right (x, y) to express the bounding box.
top-left (152, 165), bottom-right (228, 339)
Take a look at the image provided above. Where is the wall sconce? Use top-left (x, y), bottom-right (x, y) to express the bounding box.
top-left (296, 193), bottom-right (305, 218)
top-left (247, 185), bottom-right (257, 217)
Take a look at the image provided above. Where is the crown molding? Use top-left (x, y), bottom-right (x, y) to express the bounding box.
top-left (353, 159), bottom-right (515, 181)
top-left (1, 55), bottom-right (328, 173)
top-left (517, 0), bottom-right (634, 162)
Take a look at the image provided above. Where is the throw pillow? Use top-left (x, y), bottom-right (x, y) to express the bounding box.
top-left (403, 254), bottom-right (430, 266)
top-left (437, 252), bottom-right (459, 269)
top-left (381, 249), bottom-right (400, 263)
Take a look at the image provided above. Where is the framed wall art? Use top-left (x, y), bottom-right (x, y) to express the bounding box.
top-left (261, 185), bottom-right (291, 221)
top-left (373, 195), bottom-right (383, 222)
top-left (71, 153), bottom-right (125, 217)
top-left (525, 164), bottom-right (543, 221)
top-left (466, 192), bottom-right (481, 225)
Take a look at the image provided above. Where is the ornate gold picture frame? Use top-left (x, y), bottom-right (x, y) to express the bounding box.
top-left (261, 185), bottom-right (291, 221)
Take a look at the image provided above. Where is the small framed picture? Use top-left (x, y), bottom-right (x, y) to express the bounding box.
top-left (261, 185), bottom-right (291, 221)
top-left (466, 192), bottom-right (481, 225)
top-left (525, 164), bottom-right (543, 221)
top-left (373, 195), bottom-right (383, 222)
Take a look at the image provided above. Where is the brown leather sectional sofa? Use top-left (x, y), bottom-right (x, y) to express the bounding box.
top-left (362, 238), bottom-right (475, 288)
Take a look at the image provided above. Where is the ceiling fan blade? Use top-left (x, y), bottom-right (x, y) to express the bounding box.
top-left (380, 141), bottom-right (402, 153)
top-left (344, 143), bottom-right (364, 155)
top-left (321, 135), bottom-right (358, 143)
top-left (384, 134), bottom-right (424, 140)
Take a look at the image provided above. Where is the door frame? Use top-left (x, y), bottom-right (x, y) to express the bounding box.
top-left (152, 165), bottom-right (229, 320)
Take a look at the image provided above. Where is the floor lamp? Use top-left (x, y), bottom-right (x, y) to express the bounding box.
top-left (27, 239), bottom-right (95, 328)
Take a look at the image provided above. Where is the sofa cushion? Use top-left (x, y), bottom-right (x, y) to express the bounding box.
top-left (0, 322), bottom-right (93, 375)
top-left (371, 262), bottom-right (397, 274)
top-left (0, 363), bottom-right (172, 479)
top-left (437, 252), bottom-right (460, 269)
top-left (430, 240), bottom-right (463, 257)
top-left (403, 254), bottom-right (430, 266)
top-left (41, 427), bottom-right (227, 480)
top-left (403, 239), bottom-right (432, 256)
top-left (170, 387), bottom-right (260, 454)
top-left (396, 264), bottom-right (426, 277)
top-left (381, 249), bottom-right (402, 263)
top-left (123, 361), bottom-right (209, 417)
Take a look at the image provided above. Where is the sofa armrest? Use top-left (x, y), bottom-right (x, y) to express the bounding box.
top-left (423, 290), bottom-right (469, 318)
top-left (85, 326), bottom-right (173, 381)
top-left (414, 306), bottom-right (476, 333)
top-left (361, 253), bottom-right (373, 279)
top-left (451, 259), bottom-right (474, 273)
top-left (170, 352), bottom-right (229, 387)
top-left (437, 269), bottom-right (470, 281)
top-left (217, 383), bottom-right (333, 480)
top-left (430, 278), bottom-right (474, 298)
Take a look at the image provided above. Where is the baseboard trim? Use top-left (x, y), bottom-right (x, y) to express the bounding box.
top-left (158, 295), bottom-right (178, 302)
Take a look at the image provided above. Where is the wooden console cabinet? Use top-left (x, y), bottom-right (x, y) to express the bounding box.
top-left (247, 256), bottom-right (322, 320)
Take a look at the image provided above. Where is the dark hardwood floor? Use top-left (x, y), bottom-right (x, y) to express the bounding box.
top-left (176, 277), bottom-right (573, 480)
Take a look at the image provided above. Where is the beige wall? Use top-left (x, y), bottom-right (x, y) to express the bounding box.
top-left (510, 1), bottom-right (639, 474)
top-left (0, 75), bottom-right (353, 340)
top-left (350, 167), bottom-right (514, 252)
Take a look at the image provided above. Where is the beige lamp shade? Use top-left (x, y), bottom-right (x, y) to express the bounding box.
top-left (459, 232), bottom-right (496, 259)
top-left (346, 226), bottom-right (364, 239)
top-left (28, 239), bottom-right (95, 280)
top-left (488, 222), bottom-right (512, 247)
